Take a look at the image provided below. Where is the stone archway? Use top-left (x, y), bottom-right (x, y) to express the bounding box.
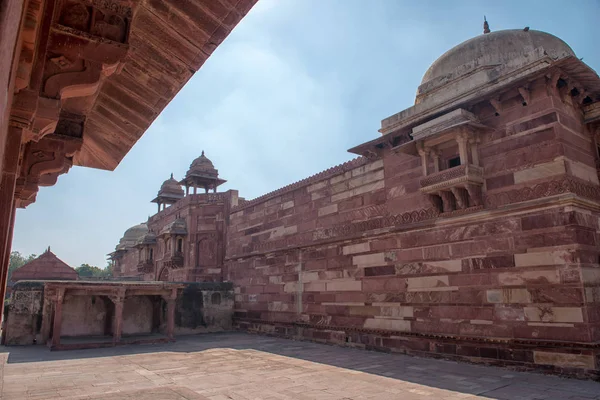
top-left (158, 267), bottom-right (169, 282)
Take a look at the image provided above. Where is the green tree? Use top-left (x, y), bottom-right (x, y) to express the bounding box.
top-left (75, 263), bottom-right (103, 277)
top-left (75, 263), bottom-right (113, 278)
top-left (8, 251), bottom-right (36, 282)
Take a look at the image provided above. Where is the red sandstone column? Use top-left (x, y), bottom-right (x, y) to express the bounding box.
top-left (112, 293), bottom-right (125, 344)
top-left (165, 288), bottom-right (177, 340)
top-left (456, 131), bottom-right (469, 165)
top-left (0, 125), bottom-right (23, 314)
top-left (418, 147), bottom-right (430, 176)
top-left (40, 291), bottom-right (53, 344)
top-left (51, 288), bottom-right (65, 348)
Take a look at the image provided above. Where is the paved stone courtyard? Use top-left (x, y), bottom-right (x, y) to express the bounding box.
top-left (1, 333), bottom-right (599, 400)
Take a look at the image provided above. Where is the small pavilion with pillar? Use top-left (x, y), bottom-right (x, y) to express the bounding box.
top-left (179, 151), bottom-right (226, 194)
top-left (151, 174), bottom-right (185, 212)
top-left (38, 281), bottom-right (184, 350)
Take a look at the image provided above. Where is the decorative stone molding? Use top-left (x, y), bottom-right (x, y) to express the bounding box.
top-left (419, 164), bottom-right (483, 190)
top-left (484, 176), bottom-right (600, 208)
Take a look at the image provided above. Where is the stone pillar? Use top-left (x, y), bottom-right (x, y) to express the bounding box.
top-left (193, 184), bottom-right (197, 195)
top-left (51, 288), bottom-right (65, 348)
top-left (0, 125), bottom-right (23, 313)
top-left (111, 290), bottom-right (125, 344)
top-left (431, 149), bottom-right (440, 173)
top-left (157, 202), bottom-right (161, 213)
top-left (40, 292), bottom-right (54, 345)
top-left (470, 138), bottom-right (480, 166)
top-left (456, 132), bottom-right (469, 165)
top-left (439, 190), bottom-right (456, 213)
top-left (418, 147), bottom-right (430, 176)
top-left (164, 288), bottom-right (177, 340)
top-left (185, 185), bottom-right (189, 195)
top-left (451, 187), bottom-right (468, 210)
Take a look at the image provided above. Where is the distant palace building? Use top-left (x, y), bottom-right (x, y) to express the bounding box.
top-left (111, 25), bottom-right (600, 377)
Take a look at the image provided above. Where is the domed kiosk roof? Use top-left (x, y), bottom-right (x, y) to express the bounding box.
top-left (179, 151), bottom-right (226, 191)
top-left (421, 29), bottom-right (575, 86)
top-left (160, 174), bottom-right (184, 195)
top-left (152, 174), bottom-right (184, 205)
top-left (187, 151), bottom-right (217, 177)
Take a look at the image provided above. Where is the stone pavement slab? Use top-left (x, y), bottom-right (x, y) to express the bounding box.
top-left (1, 332), bottom-right (599, 399)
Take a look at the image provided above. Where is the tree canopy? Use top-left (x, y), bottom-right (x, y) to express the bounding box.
top-left (8, 251), bottom-right (36, 282)
top-left (75, 263), bottom-right (113, 278)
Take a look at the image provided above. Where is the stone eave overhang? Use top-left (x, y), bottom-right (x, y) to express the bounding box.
top-left (348, 56), bottom-right (600, 157)
top-left (178, 175), bottom-right (227, 187)
top-left (150, 193), bottom-right (185, 204)
top-left (74, 0), bottom-right (258, 170)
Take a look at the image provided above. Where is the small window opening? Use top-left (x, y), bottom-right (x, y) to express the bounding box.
top-left (570, 87), bottom-right (580, 97)
top-left (583, 96), bottom-right (593, 105)
top-left (556, 78), bottom-right (567, 89)
top-left (177, 238), bottom-right (183, 253)
top-left (211, 292), bottom-right (221, 305)
top-left (448, 156), bottom-right (461, 168)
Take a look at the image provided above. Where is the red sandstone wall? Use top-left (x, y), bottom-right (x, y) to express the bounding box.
top-left (225, 78), bottom-right (600, 373)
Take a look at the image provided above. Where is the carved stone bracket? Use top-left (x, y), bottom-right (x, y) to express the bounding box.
top-left (14, 134), bottom-right (83, 207)
top-left (517, 86), bottom-right (530, 106)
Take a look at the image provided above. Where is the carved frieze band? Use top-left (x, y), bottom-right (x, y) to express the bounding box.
top-left (484, 176), bottom-right (600, 208)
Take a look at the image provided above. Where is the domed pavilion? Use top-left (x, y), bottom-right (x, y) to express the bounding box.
top-left (179, 151), bottom-right (226, 194)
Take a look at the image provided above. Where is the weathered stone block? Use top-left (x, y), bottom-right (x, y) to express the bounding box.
top-left (486, 288), bottom-right (532, 303)
top-left (378, 305), bottom-right (414, 318)
top-left (513, 159), bottom-right (566, 183)
top-left (352, 252), bottom-right (385, 267)
top-left (524, 306), bottom-right (584, 323)
top-left (363, 318), bottom-right (410, 331)
top-left (342, 242), bottom-right (370, 255)
top-left (498, 269), bottom-right (560, 286)
top-left (326, 279), bottom-right (362, 292)
top-left (533, 351), bottom-right (595, 369)
top-left (318, 204), bottom-right (338, 217)
top-left (406, 275), bottom-right (450, 291)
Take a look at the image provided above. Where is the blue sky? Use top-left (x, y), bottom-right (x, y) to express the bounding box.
top-left (12, 0), bottom-right (600, 268)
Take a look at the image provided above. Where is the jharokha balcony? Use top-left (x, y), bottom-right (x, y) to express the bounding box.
top-left (137, 260), bottom-right (154, 274)
top-left (164, 251), bottom-right (184, 269)
top-left (420, 164), bottom-right (484, 213)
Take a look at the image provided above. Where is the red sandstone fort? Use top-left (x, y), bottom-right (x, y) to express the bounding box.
top-left (1, 0), bottom-right (600, 379)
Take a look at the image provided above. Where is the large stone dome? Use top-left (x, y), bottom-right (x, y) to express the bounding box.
top-left (116, 223), bottom-right (148, 250)
top-left (420, 29), bottom-right (575, 86)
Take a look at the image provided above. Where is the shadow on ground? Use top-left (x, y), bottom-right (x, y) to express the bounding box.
top-left (2, 332), bottom-right (600, 399)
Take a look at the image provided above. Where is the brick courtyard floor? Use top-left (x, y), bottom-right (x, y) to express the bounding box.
top-left (1, 333), bottom-right (599, 399)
